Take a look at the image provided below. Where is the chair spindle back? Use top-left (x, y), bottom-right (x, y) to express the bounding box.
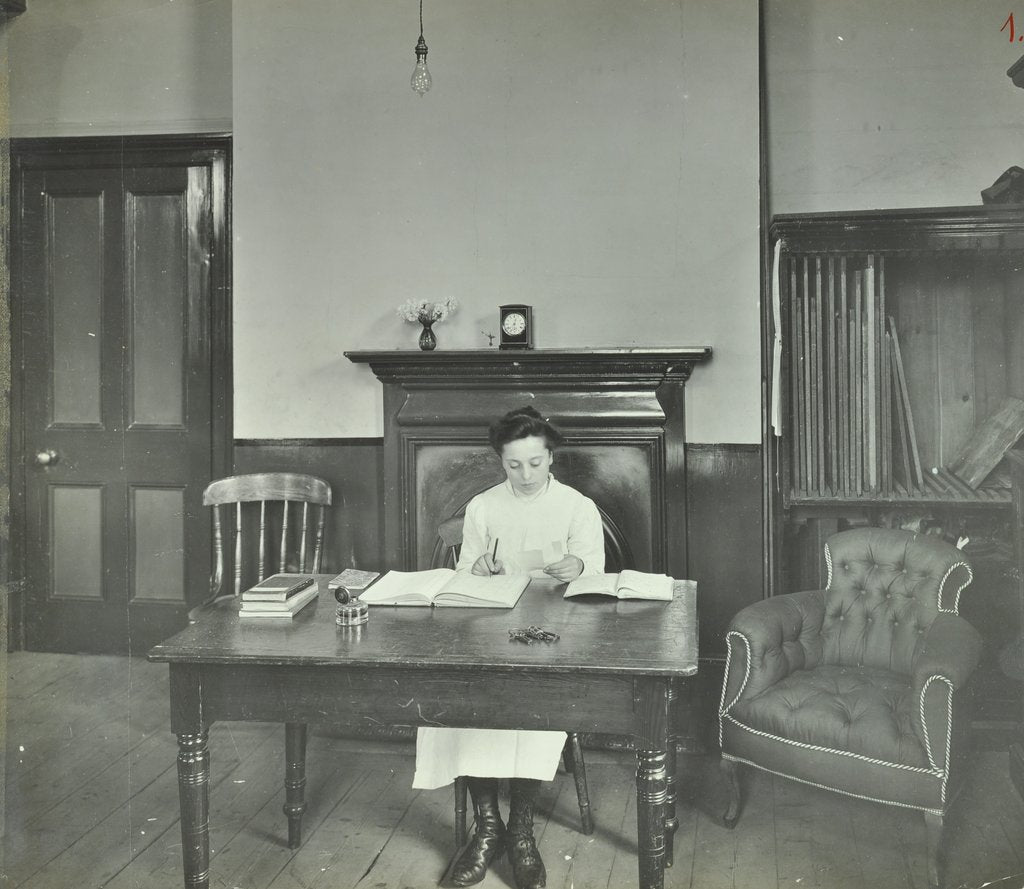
top-left (203, 473), bottom-right (332, 597)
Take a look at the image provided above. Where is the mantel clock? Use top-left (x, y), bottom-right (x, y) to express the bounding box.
top-left (498, 304), bottom-right (533, 350)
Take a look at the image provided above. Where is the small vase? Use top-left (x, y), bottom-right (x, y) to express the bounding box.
top-left (418, 321), bottom-right (437, 351)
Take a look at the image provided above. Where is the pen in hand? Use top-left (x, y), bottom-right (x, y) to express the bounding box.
top-left (490, 538), bottom-right (500, 575)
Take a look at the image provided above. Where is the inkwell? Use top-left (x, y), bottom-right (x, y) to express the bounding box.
top-left (334, 586), bottom-right (369, 628)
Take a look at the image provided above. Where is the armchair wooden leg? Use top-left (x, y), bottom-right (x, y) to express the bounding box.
top-left (721, 758), bottom-right (742, 829)
top-left (454, 775), bottom-right (469, 849)
top-left (924, 810), bottom-right (944, 889)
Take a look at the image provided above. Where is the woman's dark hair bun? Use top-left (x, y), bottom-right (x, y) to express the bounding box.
top-left (488, 405), bottom-right (564, 453)
top-left (508, 406), bottom-right (542, 419)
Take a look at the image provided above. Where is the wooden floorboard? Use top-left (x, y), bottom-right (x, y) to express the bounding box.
top-left (3, 653), bottom-right (1024, 889)
top-left (688, 762), bottom-right (778, 889)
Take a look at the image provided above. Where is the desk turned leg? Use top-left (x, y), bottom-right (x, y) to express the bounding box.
top-left (284, 722), bottom-right (308, 849)
top-left (176, 731), bottom-right (210, 889)
top-left (664, 680), bottom-right (678, 868)
top-left (636, 748), bottom-right (668, 889)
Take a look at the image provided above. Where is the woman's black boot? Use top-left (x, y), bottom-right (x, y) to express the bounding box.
top-left (507, 778), bottom-right (546, 889)
top-left (450, 778), bottom-right (505, 887)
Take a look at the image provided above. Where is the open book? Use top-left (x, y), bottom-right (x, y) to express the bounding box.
top-left (358, 568), bottom-right (530, 608)
top-left (564, 570), bottom-right (674, 601)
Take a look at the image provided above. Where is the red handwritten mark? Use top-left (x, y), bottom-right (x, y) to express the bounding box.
top-left (1001, 12), bottom-right (1024, 42)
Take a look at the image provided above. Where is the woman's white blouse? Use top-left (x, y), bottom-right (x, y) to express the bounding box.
top-left (455, 476), bottom-right (605, 577)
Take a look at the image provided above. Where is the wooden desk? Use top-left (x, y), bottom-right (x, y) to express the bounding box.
top-left (148, 577), bottom-right (698, 889)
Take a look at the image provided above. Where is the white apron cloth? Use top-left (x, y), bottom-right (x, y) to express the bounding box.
top-left (412, 727), bottom-right (567, 790)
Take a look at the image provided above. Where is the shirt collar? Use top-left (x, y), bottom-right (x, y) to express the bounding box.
top-left (505, 473), bottom-right (553, 501)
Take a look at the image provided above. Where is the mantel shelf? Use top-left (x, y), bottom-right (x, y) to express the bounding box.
top-left (345, 348), bottom-right (712, 385)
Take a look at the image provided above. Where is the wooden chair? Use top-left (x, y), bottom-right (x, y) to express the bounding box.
top-left (435, 515), bottom-right (596, 847)
top-left (201, 472), bottom-right (332, 603)
top-left (200, 471), bottom-right (332, 849)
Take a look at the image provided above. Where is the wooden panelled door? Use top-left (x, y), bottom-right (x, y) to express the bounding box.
top-left (12, 137), bottom-right (231, 654)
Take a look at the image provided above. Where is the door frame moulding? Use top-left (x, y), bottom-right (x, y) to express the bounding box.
top-left (7, 133), bottom-right (233, 650)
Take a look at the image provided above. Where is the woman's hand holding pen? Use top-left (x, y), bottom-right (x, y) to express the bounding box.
top-left (472, 553), bottom-right (505, 576)
top-left (472, 538), bottom-right (504, 576)
top-left (543, 554), bottom-right (584, 582)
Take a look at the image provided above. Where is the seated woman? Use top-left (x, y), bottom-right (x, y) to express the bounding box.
top-left (413, 406), bottom-right (605, 889)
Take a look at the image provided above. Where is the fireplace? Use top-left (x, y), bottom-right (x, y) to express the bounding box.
top-left (345, 349), bottom-right (712, 577)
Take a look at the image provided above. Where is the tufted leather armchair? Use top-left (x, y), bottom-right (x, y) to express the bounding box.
top-left (719, 528), bottom-right (982, 889)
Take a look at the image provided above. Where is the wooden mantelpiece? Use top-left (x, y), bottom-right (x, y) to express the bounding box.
top-left (345, 348), bottom-right (712, 576)
top-left (345, 348), bottom-right (711, 388)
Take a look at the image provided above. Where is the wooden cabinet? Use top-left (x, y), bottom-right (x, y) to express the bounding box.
top-left (767, 205), bottom-right (1024, 732)
top-left (1007, 450), bottom-right (1024, 795)
top-left (771, 206), bottom-right (1024, 509)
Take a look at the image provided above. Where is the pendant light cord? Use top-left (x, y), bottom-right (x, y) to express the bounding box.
top-left (419, 0), bottom-right (424, 39)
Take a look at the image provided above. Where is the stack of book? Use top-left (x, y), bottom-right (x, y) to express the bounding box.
top-left (238, 573), bottom-right (319, 619)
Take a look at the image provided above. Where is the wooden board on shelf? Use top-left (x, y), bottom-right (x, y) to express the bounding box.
top-left (889, 331), bottom-right (913, 490)
top-left (785, 485), bottom-right (1012, 507)
top-left (838, 257), bottom-right (850, 497)
top-left (826, 257), bottom-right (838, 496)
top-left (864, 264), bottom-right (878, 492)
top-left (812, 257), bottom-right (826, 494)
top-left (890, 317), bottom-right (925, 489)
top-left (791, 259), bottom-right (805, 494)
top-left (878, 257), bottom-right (891, 495)
top-left (852, 268), bottom-right (863, 494)
top-left (947, 397), bottom-right (1024, 489)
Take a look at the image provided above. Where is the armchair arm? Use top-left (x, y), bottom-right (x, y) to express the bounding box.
top-left (720, 590), bottom-right (825, 715)
top-left (912, 613), bottom-right (982, 693)
top-left (910, 614), bottom-right (982, 772)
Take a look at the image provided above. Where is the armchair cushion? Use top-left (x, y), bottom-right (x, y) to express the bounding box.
top-left (729, 664), bottom-right (926, 768)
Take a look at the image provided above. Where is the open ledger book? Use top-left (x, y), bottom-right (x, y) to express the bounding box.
top-left (564, 570), bottom-right (674, 601)
top-left (358, 568), bottom-right (530, 608)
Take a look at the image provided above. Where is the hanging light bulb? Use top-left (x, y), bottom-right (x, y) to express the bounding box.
top-left (411, 0), bottom-right (432, 96)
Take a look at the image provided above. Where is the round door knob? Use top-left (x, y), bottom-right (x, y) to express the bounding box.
top-left (35, 449), bottom-right (58, 466)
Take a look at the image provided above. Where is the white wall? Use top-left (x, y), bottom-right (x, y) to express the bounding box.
top-left (7, 0), bottom-right (231, 136)
top-left (12, 1), bottom-right (1020, 441)
top-left (232, 0), bottom-right (761, 443)
top-left (765, 0), bottom-right (1024, 214)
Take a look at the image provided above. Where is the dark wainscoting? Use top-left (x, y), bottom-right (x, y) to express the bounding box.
top-left (232, 438), bottom-right (763, 664)
top-left (686, 443), bottom-right (763, 661)
top-left (233, 439), bottom-right (385, 572)
top-left (685, 442), bottom-right (763, 744)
